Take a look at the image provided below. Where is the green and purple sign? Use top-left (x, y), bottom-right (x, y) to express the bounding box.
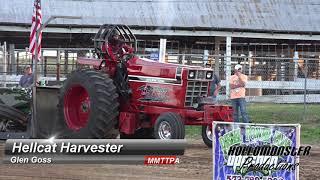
top-left (213, 122), bottom-right (301, 180)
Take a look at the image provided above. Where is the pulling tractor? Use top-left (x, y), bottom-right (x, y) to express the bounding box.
top-left (0, 24), bottom-right (233, 147)
top-left (55, 24), bottom-right (233, 147)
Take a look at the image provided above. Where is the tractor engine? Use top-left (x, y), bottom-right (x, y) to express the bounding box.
top-left (126, 57), bottom-right (214, 109)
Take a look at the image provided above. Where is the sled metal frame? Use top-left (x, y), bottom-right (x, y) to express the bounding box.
top-left (0, 86), bottom-right (61, 139)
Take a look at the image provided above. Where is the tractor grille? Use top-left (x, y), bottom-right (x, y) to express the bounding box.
top-left (185, 81), bottom-right (209, 107)
top-left (196, 70), bottom-right (205, 79)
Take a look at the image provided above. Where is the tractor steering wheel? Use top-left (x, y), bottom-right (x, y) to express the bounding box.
top-left (119, 52), bottom-right (134, 63)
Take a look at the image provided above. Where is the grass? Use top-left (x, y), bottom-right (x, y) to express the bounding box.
top-left (186, 103), bottom-right (320, 144)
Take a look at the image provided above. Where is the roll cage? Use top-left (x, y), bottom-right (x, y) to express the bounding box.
top-left (93, 24), bottom-right (137, 59)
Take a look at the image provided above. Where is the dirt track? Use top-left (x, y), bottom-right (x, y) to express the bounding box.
top-left (0, 140), bottom-right (319, 180)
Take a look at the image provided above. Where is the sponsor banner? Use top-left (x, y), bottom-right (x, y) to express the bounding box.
top-left (213, 122), bottom-right (302, 180)
top-left (4, 139), bottom-right (186, 164)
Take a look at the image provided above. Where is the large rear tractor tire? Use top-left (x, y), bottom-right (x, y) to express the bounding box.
top-left (154, 112), bottom-right (185, 139)
top-left (57, 69), bottom-right (119, 138)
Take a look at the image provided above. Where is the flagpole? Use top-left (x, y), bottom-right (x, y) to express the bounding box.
top-left (32, 0), bottom-right (40, 138)
top-left (29, 0), bottom-right (79, 138)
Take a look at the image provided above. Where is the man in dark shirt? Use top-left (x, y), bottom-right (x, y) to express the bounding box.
top-left (206, 63), bottom-right (221, 99)
top-left (19, 66), bottom-right (34, 88)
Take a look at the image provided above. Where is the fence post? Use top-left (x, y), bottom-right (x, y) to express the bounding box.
top-left (214, 37), bottom-right (221, 74)
top-left (3, 42), bottom-right (7, 87)
top-left (40, 50), bottom-right (44, 76)
top-left (182, 54), bottom-right (185, 65)
top-left (64, 50), bottom-right (68, 75)
top-left (16, 52), bottom-right (20, 75)
top-left (72, 56), bottom-right (75, 71)
top-left (293, 51), bottom-right (299, 81)
top-left (25, 47), bottom-right (30, 65)
top-left (159, 38), bottom-right (167, 63)
top-left (225, 36), bottom-right (232, 99)
top-left (303, 58), bottom-right (308, 121)
top-left (9, 44), bottom-right (16, 75)
top-left (248, 51), bottom-right (253, 77)
top-left (0, 42), bottom-right (2, 87)
top-left (56, 49), bottom-right (61, 82)
top-left (44, 56), bottom-right (47, 77)
top-left (203, 50), bottom-right (209, 64)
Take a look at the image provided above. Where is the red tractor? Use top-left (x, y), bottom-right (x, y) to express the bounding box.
top-left (57, 24), bottom-right (233, 147)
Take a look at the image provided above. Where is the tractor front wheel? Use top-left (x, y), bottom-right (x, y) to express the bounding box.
top-left (57, 69), bottom-right (119, 138)
top-left (154, 112), bottom-right (185, 139)
top-left (201, 125), bottom-right (213, 148)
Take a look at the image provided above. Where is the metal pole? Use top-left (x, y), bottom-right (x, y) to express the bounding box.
top-left (57, 49), bottom-right (61, 82)
top-left (225, 36), bottom-right (232, 99)
top-left (214, 37), bottom-right (221, 74)
top-left (32, 11), bottom-right (40, 138)
top-left (182, 54), bottom-right (185, 65)
top-left (16, 52), bottom-right (20, 75)
top-left (3, 42), bottom-right (7, 87)
top-left (30, 14), bottom-right (81, 138)
top-left (40, 50), bottom-right (44, 76)
top-left (159, 38), bottom-right (167, 63)
top-left (293, 51), bottom-right (299, 81)
top-left (248, 51), bottom-right (253, 77)
top-left (9, 44), bottom-right (17, 75)
top-left (303, 59), bottom-right (307, 121)
top-left (64, 50), bottom-right (68, 75)
top-left (44, 56), bottom-right (47, 77)
top-left (203, 49), bottom-right (209, 65)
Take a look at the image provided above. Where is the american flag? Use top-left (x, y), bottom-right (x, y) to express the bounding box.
top-left (29, 0), bottom-right (42, 61)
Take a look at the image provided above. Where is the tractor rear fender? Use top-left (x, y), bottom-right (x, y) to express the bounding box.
top-left (77, 57), bottom-right (104, 68)
top-left (77, 57), bottom-right (117, 76)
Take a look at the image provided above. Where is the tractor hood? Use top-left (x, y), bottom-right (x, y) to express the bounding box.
top-left (127, 57), bottom-right (211, 80)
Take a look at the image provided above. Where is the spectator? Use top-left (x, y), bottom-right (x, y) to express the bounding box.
top-left (229, 64), bottom-right (250, 123)
top-left (297, 64), bottom-right (306, 78)
top-left (205, 63), bottom-right (221, 100)
top-left (19, 65), bottom-right (34, 88)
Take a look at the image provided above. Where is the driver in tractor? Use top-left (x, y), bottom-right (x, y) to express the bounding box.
top-left (102, 30), bottom-right (133, 62)
top-left (101, 29), bottom-right (133, 100)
